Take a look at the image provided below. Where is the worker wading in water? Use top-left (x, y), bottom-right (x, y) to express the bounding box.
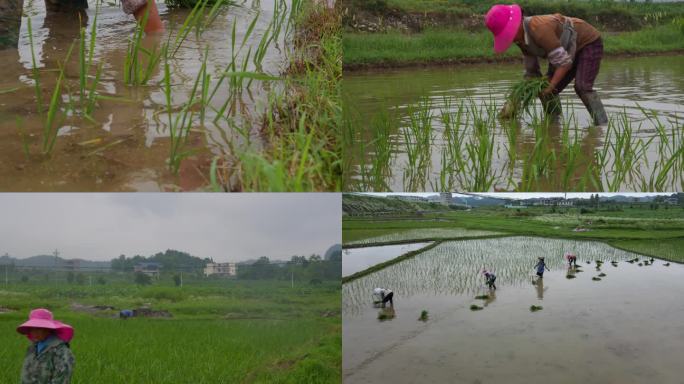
top-left (485, 3), bottom-right (608, 125)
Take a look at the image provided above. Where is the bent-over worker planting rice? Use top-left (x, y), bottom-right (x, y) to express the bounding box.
top-left (485, 3), bottom-right (608, 125)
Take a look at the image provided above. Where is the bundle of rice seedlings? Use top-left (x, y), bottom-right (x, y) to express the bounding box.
top-left (598, 273), bottom-right (606, 277)
top-left (529, 305), bottom-right (543, 312)
top-left (592, 277), bottom-right (602, 281)
top-left (419, 310), bottom-right (429, 321)
top-left (470, 304), bottom-right (484, 311)
top-left (499, 77), bottom-right (551, 119)
top-left (566, 274), bottom-right (576, 279)
top-left (475, 295), bottom-right (490, 300)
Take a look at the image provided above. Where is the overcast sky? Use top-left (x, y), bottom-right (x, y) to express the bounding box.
top-left (0, 194), bottom-right (341, 262)
top-left (359, 192), bottom-right (673, 200)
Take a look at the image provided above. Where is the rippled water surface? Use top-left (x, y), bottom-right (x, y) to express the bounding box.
top-left (344, 55), bottom-right (684, 191)
top-left (0, 0), bottom-right (289, 191)
top-left (343, 237), bottom-right (684, 383)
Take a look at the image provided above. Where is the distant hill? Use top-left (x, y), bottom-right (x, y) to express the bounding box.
top-left (0, 254), bottom-right (110, 269)
top-left (600, 195), bottom-right (656, 203)
top-left (343, 193), bottom-right (457, 215)
top-left (455, 195), bottom-right (511, 207)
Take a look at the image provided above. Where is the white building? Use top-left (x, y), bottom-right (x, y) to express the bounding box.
top-left (204, 262), bottom-right (237, 277)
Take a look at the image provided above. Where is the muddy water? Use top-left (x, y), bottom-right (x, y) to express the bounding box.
top-left (343, 237), bottom-right (684, 383)
top-left (0, 0), bottom-right (289, 191)
top-left (343, 55), bottom-right (684, 191)
top-left (343, 242), bottom-right (432, 277)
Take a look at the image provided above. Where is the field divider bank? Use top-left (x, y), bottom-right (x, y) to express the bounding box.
top-left (343, 241), bottom-right (443, 284)
top-left (342, 233), bottom-right (511, 249)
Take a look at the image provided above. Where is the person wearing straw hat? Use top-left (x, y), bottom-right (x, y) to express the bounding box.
top-left (534, 256), bottom-right (550, 278)
top-left (17, 308), bottom-right (75, 384)
top-left (485, 4), bottom-right (608, 125)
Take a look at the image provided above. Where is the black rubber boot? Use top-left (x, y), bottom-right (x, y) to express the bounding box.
top-left (578, 91), bottom-right (608, 125)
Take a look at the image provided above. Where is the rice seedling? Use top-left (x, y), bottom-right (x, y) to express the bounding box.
top-left (470, 304), bottom-right (483, 311)
top-left (475, 295), bottom-right (489, 300)
top-left (345, 92), bottom-right (682, 192)
top-left (566, 274), bottom-right (576, 279)
top-left (418, 310), bottom-right (429, 321)
top-left (592, 277), bottom-right (602, 281)
top-left (638, 263), bottom-right (643, 267)
top-left (378, 309), bottom-right (394, 321)
top-left (598, 273), bottom-right (606, 277)
top-left (664, 263), bottom-right (670, 266)
top-left (500, 77), bottom-right (551, 119)
top-left (124, 3), bottom-right (166, 86)
top-left (529, 305), bottom-right (543, 312)
top-left (163, 45), bottom-right (204, 174)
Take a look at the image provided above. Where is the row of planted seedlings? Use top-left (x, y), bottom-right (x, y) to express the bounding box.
top-left (342, 237), bottom-right (639, 316)
top-left (344, 94), bottom-right (683, 192)
top-left (19, 0), bottom-right (306, 183)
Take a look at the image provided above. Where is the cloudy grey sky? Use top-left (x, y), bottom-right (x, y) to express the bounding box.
top-left (0, 194), bottom-right (341, 262)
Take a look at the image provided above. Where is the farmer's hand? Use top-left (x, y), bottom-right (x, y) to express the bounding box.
top-left (540, 85), bottom-right (555, 98)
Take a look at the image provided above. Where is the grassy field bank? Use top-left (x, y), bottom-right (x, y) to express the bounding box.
top-left (0, 280), bottom-right (340, 383)
top-left (344, 23), bottom-right (684, 68)
top-left (342, 0), bottom-right (684, 68)
top-left (343, 204), bottom-right (684, 262)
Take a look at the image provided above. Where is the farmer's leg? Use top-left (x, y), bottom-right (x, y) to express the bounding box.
top-left (0, 0), bottom-right (24, 49)
top-left (44, 0), bottom-right (87, 12)
top-left (574, 38), bottom-right (607, 125)
top-left (383, 292), bottom-right (394, 307)
top-left (124, 0), bottom-right (164, 33)
top-left (542, 63), bottom-right (576, 117)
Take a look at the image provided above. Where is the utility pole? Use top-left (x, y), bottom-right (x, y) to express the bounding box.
top-left (5, 264), bottom-right (7, 286)
top-left (291, 271), bottom-right (294, 288)
top-left (180, 271), bottom-right (183, 288)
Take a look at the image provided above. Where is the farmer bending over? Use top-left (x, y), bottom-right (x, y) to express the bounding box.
top-left (16, 308), bottom-right (75, 384)
top-left (373, 287), bottom-right (394, 308)
top-left (565, 252), bottom-right (578, 267)
top-left (485, 4), bottom-right (608, 125)
top-left (535, 256), bottom-right (550, 278)
top-left (482, 269), bottom-right (497, 290)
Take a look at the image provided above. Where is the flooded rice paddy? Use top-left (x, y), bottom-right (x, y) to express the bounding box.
top-left (343, 237), bottom-right (684, 383)
top-left (342, 242), bottom-right (431, 277)
top-left (343, 55), bottom-right (684, 192)
top-left (0, 0), bottom-right (292, 191)
top-left (344, 227), bottom-right (503, 246)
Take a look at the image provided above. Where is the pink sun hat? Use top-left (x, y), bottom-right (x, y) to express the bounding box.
top-left (485, 4), bottom-right (523, 54)
top-left (16, 308), bottom-right (74, 342)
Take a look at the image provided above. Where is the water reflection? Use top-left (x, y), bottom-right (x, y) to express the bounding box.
top-left (344, 56), bottom-right (684, 191)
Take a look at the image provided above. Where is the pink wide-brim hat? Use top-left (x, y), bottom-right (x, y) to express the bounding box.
top-left (17, 308), bottom-right (74, 342)
top-left (485, 4), bottom-right (522, 54)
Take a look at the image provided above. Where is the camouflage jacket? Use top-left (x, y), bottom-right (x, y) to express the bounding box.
top-left (21, 337), bottom-right (74, 384)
